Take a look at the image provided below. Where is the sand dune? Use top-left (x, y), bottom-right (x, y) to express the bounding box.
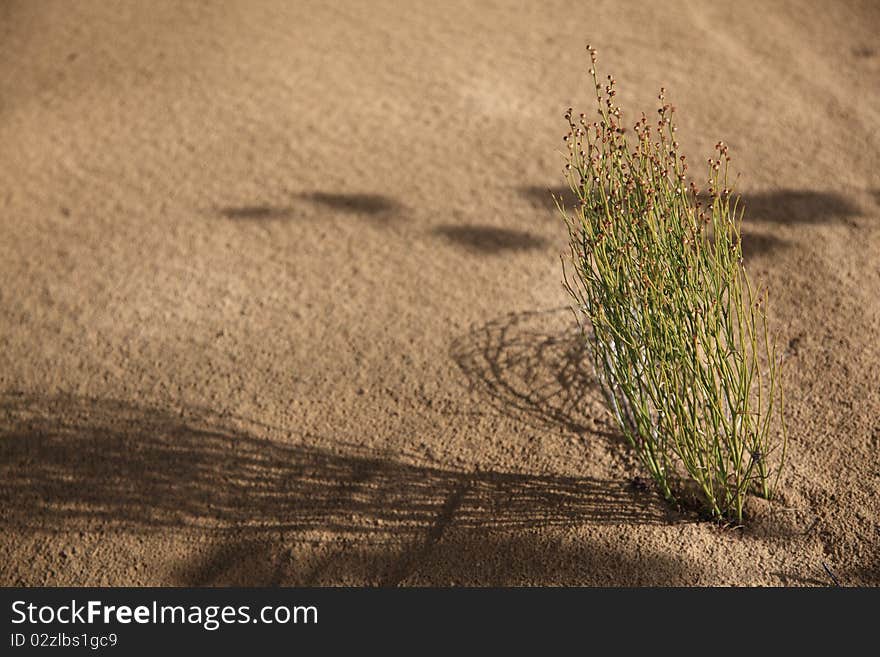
top-left (1, 0), bottom-right (878, 585)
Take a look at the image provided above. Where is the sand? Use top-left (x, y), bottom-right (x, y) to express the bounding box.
top-left (1, 0), bottom-right (878, 586)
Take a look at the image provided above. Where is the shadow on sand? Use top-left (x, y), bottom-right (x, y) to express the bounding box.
top-left (218, 192), bottom-right (401, 222)
top-left (300, 192), bottom-right (400, 216)
top-left (451, 308), bottom-right (619, 441)
top-left (0, 393), bottom-right (676, 584)
top-left (219, 205), bottom-right (296, 220)
top-left (520, 185), bottom-right (579, 212)
top-left (519, 186), bottom-right (863, 259)
top-left (740, 190), bottom-right (861, 225)
top-left (740, 232), bottom-right (789, 260)
top-left (520, 186), bottom-right (860, 225)
top-left (433, 225), bottom-right (548, 254)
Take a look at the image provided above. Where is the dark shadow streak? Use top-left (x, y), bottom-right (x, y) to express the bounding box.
top-left (520, 185), bottom-right (579, 212)
top-left (520, 186), bottom-right (861, 226)
top-left (740, 190), bottom-right (861, 225)
top-left (521, 186), bottom-right (866, 256)
top-left (219, 205), bottom-right (295, 220)
top-left (218, 192), bottom-right (401, 223)
top-left (298, 192), bottom-right (400, 216)
top-left (434, 225), bottom-right (548, 253)
top-left (741, 232), bottom-right (789, 260)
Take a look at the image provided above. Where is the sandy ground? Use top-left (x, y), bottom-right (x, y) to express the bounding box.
top-left (1, 0), bottom-right (878, 586)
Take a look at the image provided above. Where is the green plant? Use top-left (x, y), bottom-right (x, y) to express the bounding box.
top-left (559, 46), bottom-right (787, 523)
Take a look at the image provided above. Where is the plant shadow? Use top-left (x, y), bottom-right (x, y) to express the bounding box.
top-left (0, 394), bottom-right (675, 585)
top-left (520, 186), bottom-right (861, 226)
top-left (0, 394), bottom-right (663, 535)
top-left (451, 308), bottom-right (618, 441)
top-left (217, 192), bottom-right (401, 223)
top-left (520, 186), bottom-right (865, 258)
top-left (740, 190), bottom-right (861, 225)
top-left (219, 205), bottom-right (296, 220)
top-left (741, 232), bottom-right (789, 260)
top-left (520, 185), bottom-right (579, 212)
top-left (298, 192), bottom-right (400, 216)
top-left (433, 225), bottom-right (548, 254)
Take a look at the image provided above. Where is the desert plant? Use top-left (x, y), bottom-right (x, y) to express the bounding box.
top-left (559, 46), bottom-right (787, 523)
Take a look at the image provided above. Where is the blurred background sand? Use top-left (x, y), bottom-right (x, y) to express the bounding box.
top-left (1, 0), bottom-right (878, 585)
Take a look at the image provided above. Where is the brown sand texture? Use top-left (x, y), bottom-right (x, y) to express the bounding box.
top-left (1, 1), bottom-right (878, 586)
